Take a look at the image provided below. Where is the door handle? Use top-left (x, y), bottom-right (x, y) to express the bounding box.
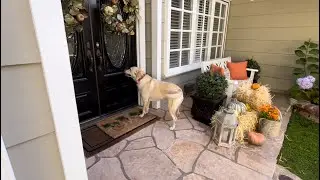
top-left (95, 42), bottom-right (103, 71)
top-left (86, 42), bottom-right (94, 72)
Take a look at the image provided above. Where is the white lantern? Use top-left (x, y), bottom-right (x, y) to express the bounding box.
top-left (212, 108), bottom-right (238, 148)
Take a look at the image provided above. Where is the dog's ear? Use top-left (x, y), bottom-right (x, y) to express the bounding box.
top-left (135, 69), bottom-right (144, 80)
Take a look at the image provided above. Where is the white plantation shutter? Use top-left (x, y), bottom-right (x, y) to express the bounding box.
top-left (166, 0), bottom-right (229, 76)
top-left (209, 1), bottom-right (228, 59)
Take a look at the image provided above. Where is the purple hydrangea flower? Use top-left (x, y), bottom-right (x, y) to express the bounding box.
top-left (306, 75), bottom-right (316, 83)
top-left (296, 76), bottom-right (314, 90)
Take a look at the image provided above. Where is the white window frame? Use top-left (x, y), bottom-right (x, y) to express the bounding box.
top-left (163, 0), bottom-right (230, 78)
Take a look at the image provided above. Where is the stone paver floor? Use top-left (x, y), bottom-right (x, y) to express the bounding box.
top-left (86, 94), bottom-right (291, 180)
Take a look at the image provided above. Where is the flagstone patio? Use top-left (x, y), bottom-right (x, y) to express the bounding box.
top-left (85, 93), bottom-right (293, 180)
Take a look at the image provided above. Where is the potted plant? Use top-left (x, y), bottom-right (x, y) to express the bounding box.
top-left (246, 57), bottom-right (261, 83)
top-left (191, 71), bottom-right (228, 125)
top-left (290, 76), bottom-right (319, 105)
top-left (289, 39), bottom-right (319, 105)
top-left (258, 104), bottom-right (282, 138)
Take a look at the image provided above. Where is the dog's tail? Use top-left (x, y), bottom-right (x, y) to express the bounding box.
top-left (165, 89), bottom-right (183, 99)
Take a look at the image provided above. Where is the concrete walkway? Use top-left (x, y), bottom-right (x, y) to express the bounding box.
top-left (86, 93), bottom-right (293, 180)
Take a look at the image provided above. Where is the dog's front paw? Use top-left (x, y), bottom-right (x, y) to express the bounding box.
top-left (169, 125), bottom-right (175, 131)
top-left (139, 113), bottom-right (145, 118)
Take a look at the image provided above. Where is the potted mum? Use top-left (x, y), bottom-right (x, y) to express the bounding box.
top-left (258, 104), bottom-right (282, 138)
top-left (191, 71), bottom-right (228, 125)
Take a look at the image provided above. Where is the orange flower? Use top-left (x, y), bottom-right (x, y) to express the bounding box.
top-left (258, 104), bottom-right (280, 121)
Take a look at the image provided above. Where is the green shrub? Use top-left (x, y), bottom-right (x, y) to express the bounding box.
top-left (246, 58), bottom-right (261, 81)
top-left (195, 72), bottom-right (228, 100)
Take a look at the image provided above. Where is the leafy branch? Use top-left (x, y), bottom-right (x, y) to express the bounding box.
top-left (293, 39), bottom-right (319, 78)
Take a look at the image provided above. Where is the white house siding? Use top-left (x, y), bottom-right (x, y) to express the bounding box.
top-left (225, 0), bottom-right (319, 93)
top-left (1, 0), bottom-right (65, 179)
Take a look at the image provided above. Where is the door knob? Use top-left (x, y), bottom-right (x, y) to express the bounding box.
top-left (95, 42), bottom-right (103, 71)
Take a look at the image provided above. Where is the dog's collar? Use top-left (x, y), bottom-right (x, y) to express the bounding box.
top-left (137, 74), bottom-right (146, 84)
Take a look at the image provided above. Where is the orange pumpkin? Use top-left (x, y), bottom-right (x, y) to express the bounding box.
top-left (251, 83), bottom-right (261, 90)
top-left (248, 131), bottom-right (265, 146)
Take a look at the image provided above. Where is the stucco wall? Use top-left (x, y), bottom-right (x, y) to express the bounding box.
top-left (225, 0), bottom-right (319, 93)
top-left (1, 0), bottom-right (64, 179)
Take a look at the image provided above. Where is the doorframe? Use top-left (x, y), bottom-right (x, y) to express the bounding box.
top-left (28, 0), bottom-right (146, 179)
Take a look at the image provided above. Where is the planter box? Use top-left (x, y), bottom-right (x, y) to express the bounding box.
top-left (191, 95), bottom-right (227, 126)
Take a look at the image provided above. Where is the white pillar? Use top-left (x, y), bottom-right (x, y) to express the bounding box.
top-left (29, 0), bottom-right (88, 179)
top-left (151, 0), bottom-right (162, 109)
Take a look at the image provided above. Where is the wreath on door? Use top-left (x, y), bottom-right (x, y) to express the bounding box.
top-left (62, 0), bottom-right (88, 37)
top-left (101, 0), bottom-right (139, 35)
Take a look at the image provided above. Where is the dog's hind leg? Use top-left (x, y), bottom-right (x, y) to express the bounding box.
top-left (169, 95), bottom-right (184, 130)
top-left (176, 108), bottom-right (180, 117)
top-left (167, 99), bottom-right (172, 112)
top-left (169, 108), bottom-right (177, 131)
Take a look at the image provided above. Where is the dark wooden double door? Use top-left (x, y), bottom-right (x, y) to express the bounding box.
top-left (67, 0), bottom-right (138, 122)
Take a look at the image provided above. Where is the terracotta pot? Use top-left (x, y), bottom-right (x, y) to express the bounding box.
top-left (248, 131), bottom-right (265, 146)
top-left (258, 118), bottom-right (281, 138)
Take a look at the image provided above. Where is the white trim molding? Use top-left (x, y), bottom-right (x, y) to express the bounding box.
top-left (151, 0), bottom-right (162, 109)
top-left (1, 136), bottom-right (16, 180)
top-left (29, 0), bottom-right (88, 179)
top-left (137, 0), bottom-right (146, 106)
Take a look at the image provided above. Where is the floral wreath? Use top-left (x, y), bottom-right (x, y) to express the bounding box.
top-left (101, 0), bottom-right (139, 35)
top-left (62, 0), bottom-right (88, 37)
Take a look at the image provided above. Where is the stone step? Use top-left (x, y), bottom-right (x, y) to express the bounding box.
top-left (235, 109), bottom-right (291, 178)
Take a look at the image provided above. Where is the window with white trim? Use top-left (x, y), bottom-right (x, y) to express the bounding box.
top-left (165, 0), bottom-right (229, 77)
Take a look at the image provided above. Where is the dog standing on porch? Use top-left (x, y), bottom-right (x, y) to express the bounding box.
top-left (124, 67), bottom-right (184, 130)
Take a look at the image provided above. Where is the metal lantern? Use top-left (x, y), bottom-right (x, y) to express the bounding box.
top-left (212, 108), bottom-right (238, 148)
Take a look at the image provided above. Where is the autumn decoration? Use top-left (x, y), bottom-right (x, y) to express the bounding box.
top-left (101, 0), bottom-right (139, 35)
top-left (259, 104), bottom-right (281, 121)
top-left (258, 104), bottom-right (282, 138)
top-left (251, 83), bottom-right (261, 90)
top-left (235, 82), bottom-right (272, 111)
top-left (235, 111), bottom-right (259, 143)
top-left (62, 0), bottom-right (88, 37)
top-left (248, 131), bottom-right (265, 146)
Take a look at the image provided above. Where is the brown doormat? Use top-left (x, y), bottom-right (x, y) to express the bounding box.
top-left (82, 107), bottom-right (159, 157)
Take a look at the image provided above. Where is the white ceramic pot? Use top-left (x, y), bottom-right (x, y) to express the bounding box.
top-left (258, 118), bottom-right (281, 138)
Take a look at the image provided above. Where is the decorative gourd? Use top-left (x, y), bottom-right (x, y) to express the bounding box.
top-left (245, 103), bottom-right (252, 112)
top-left (227, 98), bottom-right (247, 115)
top-left (248, 131), bottom-right (265, 146)
top-left (251, 83), bottom-right (261, 90)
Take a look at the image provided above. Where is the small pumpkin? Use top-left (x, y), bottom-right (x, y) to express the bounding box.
top-left (248, 131), bottom-right (265, 146)
top-left (251, 83), bottom-right (261, 90)
top-left (227, 98), bottom-right (247, 115)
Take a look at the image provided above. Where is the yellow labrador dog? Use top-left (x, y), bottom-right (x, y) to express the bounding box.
top-left (125, 67), bottom-right (184, 130)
